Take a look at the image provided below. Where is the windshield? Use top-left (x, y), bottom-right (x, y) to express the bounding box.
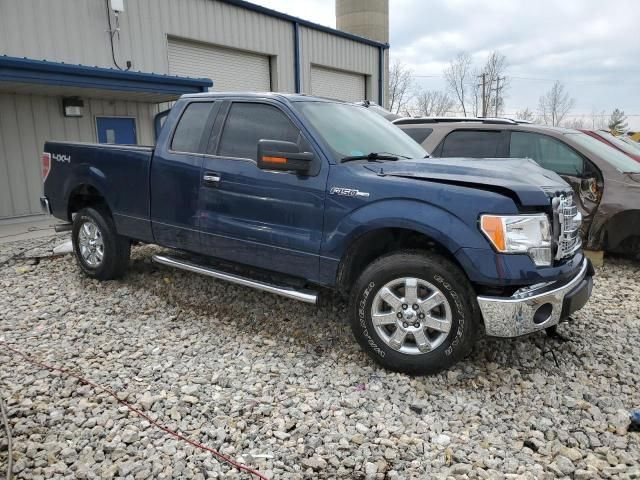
top-left (567, 132), bottom-right (640, 173)
top-left (295, 101), bottom-right (426, 161)
top-left (597, 130), bottom-right (640, 156)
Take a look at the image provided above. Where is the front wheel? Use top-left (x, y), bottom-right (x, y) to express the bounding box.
top-left (349, 250), bottom-right (478, 375)
top-left (72, 207), bottom-right (130, 280)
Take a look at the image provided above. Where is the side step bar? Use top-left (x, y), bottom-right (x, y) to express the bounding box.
top-left (152, 254), bottom-right (318, 304)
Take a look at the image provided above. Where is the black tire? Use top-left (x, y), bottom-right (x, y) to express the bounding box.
top-left (349, 250), bottom-right (478, 375)
top-left (72, 207), bottom-right (130, 280)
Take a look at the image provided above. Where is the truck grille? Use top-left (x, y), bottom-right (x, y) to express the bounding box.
top-left (552, 194), bottom-right (582, 260)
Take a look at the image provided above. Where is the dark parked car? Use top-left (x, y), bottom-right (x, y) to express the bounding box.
top-left (395, 118), bottom-right (640, 255)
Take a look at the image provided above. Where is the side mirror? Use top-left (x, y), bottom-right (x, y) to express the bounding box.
top-left (257, 139), bottom-right (314, 173)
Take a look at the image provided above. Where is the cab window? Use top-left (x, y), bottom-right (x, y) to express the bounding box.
top-left (217, 103), bottom-right (309, 161)
top-left (171, 102), bottom-right (219, 153)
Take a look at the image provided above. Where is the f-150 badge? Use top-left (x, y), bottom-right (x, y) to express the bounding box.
top-left (330, 187), bottom-right (370, 198)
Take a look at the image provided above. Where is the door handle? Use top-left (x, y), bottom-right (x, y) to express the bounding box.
top-left (203, 172), bottom-right (221, 185)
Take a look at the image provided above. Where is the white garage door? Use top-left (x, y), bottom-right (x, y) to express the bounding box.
top-left (168, 38), bottom-right (271, 92)
top-left (311, 65), bottom-right (366, 102)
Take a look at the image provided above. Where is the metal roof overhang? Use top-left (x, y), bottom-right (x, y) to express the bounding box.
top-left (0, 56), bottom-right (212, 103)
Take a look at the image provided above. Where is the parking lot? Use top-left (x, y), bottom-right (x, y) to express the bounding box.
top-left (1, 235), bottom-right (639, 479)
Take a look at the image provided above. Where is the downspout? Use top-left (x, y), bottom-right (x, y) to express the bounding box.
top-left (293, 22), bottom-right (301, 93)
top-left (378, 46), bottom-right (385, 105)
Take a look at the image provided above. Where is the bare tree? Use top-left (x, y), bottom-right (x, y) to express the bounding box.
top-left (469, 67), bottom-right (483, 117)
top-left (564, 116), bottom-right (586, 129)
top-left (444, 52), bottom-right (472, 116)
top-left (411, 89), bottom-right (455, 117)
top-left (515, 107), bottom-right (535, 122)
top-left (538, 81), bottom-right (575, 126)
top-left (589, 108), bottom-right (607, 129)
top-left (388, 59), bottom-right (414, 114)
top-left (481, 51), bottom-right (509, 116)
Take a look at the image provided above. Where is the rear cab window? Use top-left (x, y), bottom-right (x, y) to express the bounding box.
top-left (171, 101), bottom-right (220, 153)
top-left (438, 130), bottom-right (504, 158)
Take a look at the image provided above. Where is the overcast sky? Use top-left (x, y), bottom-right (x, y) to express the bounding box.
top-left (253, 0), bottom-right (640, 128)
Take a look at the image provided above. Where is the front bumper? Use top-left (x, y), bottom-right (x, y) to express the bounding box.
top-left (478, 258), bottom-right (594, 337)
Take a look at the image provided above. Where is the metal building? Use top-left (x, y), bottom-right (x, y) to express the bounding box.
top-left (0, 0), bottom-right (389, 221)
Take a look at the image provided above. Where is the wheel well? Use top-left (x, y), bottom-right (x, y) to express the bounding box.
top-left (336, 228), bottom-right (463, 292)
top-left (67, 184), bottom-right (110, 221)
top-left (602, 210), bottom-right (640, 251)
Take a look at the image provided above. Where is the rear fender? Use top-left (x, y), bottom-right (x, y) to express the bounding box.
top-left (63, 164), bottom-right (111, 214)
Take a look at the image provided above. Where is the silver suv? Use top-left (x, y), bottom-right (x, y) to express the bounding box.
top-left (394, 118), bottom-right (640, 255)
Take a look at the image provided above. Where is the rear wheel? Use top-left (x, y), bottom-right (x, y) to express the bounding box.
top-left (349, 250), bottom-right (477, 375)
top-left (72, 207), bottom-right (130, 280)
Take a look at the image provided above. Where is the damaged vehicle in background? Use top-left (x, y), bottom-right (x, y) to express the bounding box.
top-left (395, 118), bottom-right (640, 256)
top-left (579, 129), bottom-right (640, 163)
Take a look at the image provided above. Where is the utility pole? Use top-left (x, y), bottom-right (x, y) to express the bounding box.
top-left (477, 73), bottom-right (487, 117)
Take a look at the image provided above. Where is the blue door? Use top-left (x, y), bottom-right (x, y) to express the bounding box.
top-left (198, 101), bottom-right (328, 282)
top-left (96, 117), bottom-right (137, 144)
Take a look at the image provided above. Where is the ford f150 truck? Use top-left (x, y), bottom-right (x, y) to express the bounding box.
top-left (41, 93), bottom-right (594, 374)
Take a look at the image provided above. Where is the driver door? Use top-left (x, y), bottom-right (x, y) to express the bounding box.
top-left (197, 100), bottom-right (329, 281)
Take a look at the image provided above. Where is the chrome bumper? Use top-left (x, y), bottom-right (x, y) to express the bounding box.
top-left (478, 258), bottom-right (591, 337)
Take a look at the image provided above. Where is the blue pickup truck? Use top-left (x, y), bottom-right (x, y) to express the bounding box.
top-left (41, 93), bottom-right (593, 374)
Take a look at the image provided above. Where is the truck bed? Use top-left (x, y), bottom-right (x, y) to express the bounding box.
top-left (43, 141), bottom-right (155, 242)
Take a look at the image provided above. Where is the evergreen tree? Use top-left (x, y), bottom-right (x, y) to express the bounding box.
top-left (608, 108), bottom-right (628, 135)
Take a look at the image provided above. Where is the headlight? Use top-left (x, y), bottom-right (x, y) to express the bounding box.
top-left (480, 214), bottom-right (552, 266)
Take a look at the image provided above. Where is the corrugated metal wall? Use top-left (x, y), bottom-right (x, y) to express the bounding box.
top-left (299, 26), bottom-right (379, 101)
top-left (0, 0), bottom-right (298, 93)
top-left (0, 93), bottom-right (157, 218)
top-left (0, 0), bottom-right (380, 98)
top-left (0, 0), bottom-right (382, 218)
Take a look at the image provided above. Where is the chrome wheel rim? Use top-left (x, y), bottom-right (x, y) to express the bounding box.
top-left (371, 277), bottom-right (452, 355)
top-left (78, 220), bottom-right (104, 267)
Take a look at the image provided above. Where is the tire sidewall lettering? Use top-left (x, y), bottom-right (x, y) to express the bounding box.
top-left (434, 274), bottom-right (465, 356)
top-left (357, 281), bottom-right (386, 358)
top-left (357, 272), bottom-right (466, 359)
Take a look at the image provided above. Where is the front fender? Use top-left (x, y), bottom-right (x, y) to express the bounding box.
top-left (321, 198), bottom-right (488, 260)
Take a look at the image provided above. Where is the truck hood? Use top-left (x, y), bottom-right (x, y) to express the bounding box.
top-left (363, 157), bottom-right (571, 206)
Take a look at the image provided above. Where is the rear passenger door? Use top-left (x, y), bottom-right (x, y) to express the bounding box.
top-left (432, 129), bottom-right (508, 158)
top-left (150, 100), bottom-right (221, 251)
top-left (197, 100), bottom-right (329, 281)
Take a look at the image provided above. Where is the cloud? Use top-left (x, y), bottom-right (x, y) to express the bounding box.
top-left (253, 0), bottom-right (640, 127)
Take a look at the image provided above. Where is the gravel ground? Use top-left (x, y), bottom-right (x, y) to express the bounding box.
top-left (1, 235), bottom-right (639, 480)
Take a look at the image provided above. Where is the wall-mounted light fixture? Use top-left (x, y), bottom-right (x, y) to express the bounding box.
top-left (110, 0), bottom-right (125, 12)
top-left (62, 97), bottom-right (84, 117)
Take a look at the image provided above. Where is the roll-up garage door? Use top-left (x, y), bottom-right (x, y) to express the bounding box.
top-left (168, 38), bottom-right (271, 92)
top-left (311, 65), bottom-right (366, 102)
